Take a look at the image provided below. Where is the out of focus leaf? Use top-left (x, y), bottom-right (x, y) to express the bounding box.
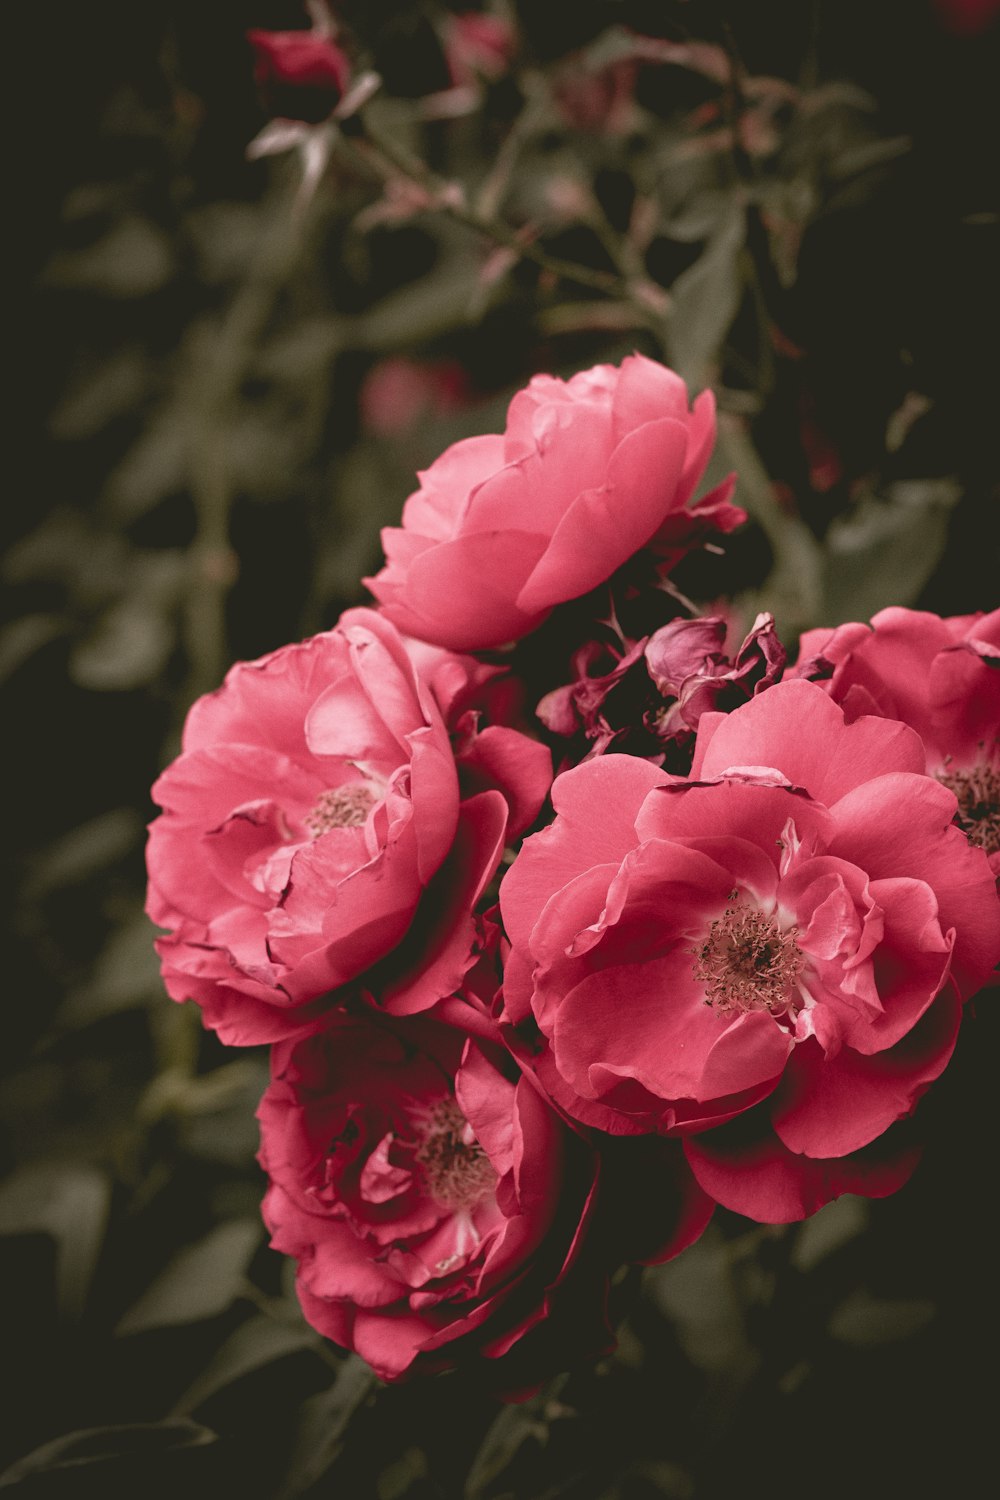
top-left (105, 406), bottom-right (190, 520)
top-left (352, 261), bottom-right (491, 349)
top-left (0, 1421), bottom-right (217, 1496)
top-left (661, 189), bottom-right (732, 244)
top-left (717, 418), bottom-right (825, 636)
top-left (49, 349), bottom-right (151, 441)
top-left (823, 478), bottom-right (960, 625)
top-left (464, 1403), bottom-right (548, 1500)
top-left (116, 1219), bottom-right (261, 1335)
top-left (537, 301), bottom-right (652, 336)
top-left (791, 1196), bottom-right (869, 1273)
top-left (43, 215), bottom-right (174, 299)
top-left (0, 1163), bottom-right (111, 1321)
top-left (256, 320), bottom-right (342, 382)
top-left (2, 510), bottom-right (91, 586)
top-left (70, 552), bottom-right (185, 690)
top-left (275, 1355), bottom-right (377, 1500)
top-left (55, 913), bottom-right (163, 1031)
top-left (0, 615), bottom-right (70, 684)
top-left (828, 1289), bottom-right (935, 1347)
top-left (172, 1314), bottom-right (317, 1416)
top-left (70, 599), bottom-right (174, 690)
top-left (645, 1230), bottom-right (756, 1378)
top-left (666, 203), bottom-right (745, 387)
top-left (188, 202), bottom-right (264, 285)
top-left (378, 1447), bottom-right (429, 1500)
top-left (25, 810), bottom-right (142, 899)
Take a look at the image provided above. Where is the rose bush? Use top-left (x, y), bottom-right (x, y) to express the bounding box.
top-left (794, 606), bottom-right (1000, 873)
top-left (365, 353), bottom-right (743, 652)
top-left (147, 608), bottom-right (550, 1044)
top-left (501, 679), bottom-right (1000, 1221)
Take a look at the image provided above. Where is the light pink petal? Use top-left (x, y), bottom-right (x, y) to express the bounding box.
top-left (500, 755), bottom-right (667, 950)
top-left (828, 773), bottom-right (1000, 998)
top-left (380, 790), bottom-right (509, 1015)
top-left (376, 529), bottom-right (550, 650)
top-left (455, 724), bottom-right (552, 839)
top-left (771, 986), bottom-right (962, 1158)
top-left (516, 416), bottom-right (689, 613)
top-left (685, 1119), bottom-right (921, 1223)
top-left (692, 680), bottom-right (927, 800)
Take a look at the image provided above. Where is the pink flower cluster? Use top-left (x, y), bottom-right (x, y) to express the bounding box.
top-left (147, 353), bottom-right (1000, 1390)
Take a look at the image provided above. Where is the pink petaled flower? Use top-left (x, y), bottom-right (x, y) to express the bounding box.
top-left (247, 28), bottom-right (351, 123)
top-left (359, 357), bottom-right (471, 439)
top-left (365, 354), bottom-right (743, 652)
top-left (146, 609), bottom-right (551, 1045)
top-left (258, 1012), bottom-right (609, 1385)
top-left (933, 0), bottom-right (1000, 35)
top-left (444, 12), bottom-right (518, 85)
top-left (794, 607), bottom-right (1000, 874)
top-left (500, 680), bottom-right (1000, 1222)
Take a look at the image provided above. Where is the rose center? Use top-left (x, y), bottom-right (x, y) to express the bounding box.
top-left (305, 783), bottom-right (376, 836)
top-left (937, 760), bottom-right (1000, 856)
top-left (412, 1098), bottom-right (496, 1212)
top-left (694, 893), bottom-right (803, 1016)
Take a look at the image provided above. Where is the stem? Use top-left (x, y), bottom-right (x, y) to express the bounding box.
top-left (343, 118), bottom-right (632, 301)
top-left (181, 182), bottom-right (306, 709)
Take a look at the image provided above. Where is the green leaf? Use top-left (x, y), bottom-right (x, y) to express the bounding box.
top-left (644, 1227), bottom-right (757, 1378)
top-left (823, 478), bottom-right (960, 625)
top-left (0, 614), bottom-right (70, 684)
top-left (0, 1164), bottom-right (111, 1322)
top-left (275, 1356), bottom-right (377, 1500)
top-left (791, 1196), bottom-right (869, 1273)
top-left (42, 214), bottom-right (174, 299)
top-left (0, 1421), bottom-right (216, 1494)
top-left (828, 1289), bottom-right (935, 1347)
top-left (665, 202), bottom-right (746, 388)
top-left (464, 1403), bottom-right (548, 1500)
top-left (24, 810), bottom-right (142, 901)
top-left (116, 1220), bottom-right (261, 1335)
top-left (172, 1314), bottom-right (317, 1416)
top-left (55, 913), bottom-right (164, 1031)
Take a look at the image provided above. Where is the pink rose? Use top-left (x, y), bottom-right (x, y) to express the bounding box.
top-left (443, 12), bottom-right (518, 85)
top-left (359, 358), bottom-right (471, 438)
top-left (247, 28), bottom-right (351, 123)
top-left (500, 680), bottom-right (1000, 1221)
top-left (147, 609), bottom-right (551, 1044)
top-left (794, 607), bottom-right (1000, 873)
top-left (257, 1011), bottom-right (614, 1385)
top-left (365, 354), bottom-right (742, 652)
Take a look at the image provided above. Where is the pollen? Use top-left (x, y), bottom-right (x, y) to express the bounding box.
top-left (938, 759), bottom-right (1000, 856)
top-left (412, 1098), bottom-right (496, 1212)
top-left (304, 783), bottom-right (376, 836)
top-left (694, 892), bottom-right (803, 1016)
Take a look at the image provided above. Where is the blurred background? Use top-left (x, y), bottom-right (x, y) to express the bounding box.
top-left (4, 2), bottom-right (998, 1496)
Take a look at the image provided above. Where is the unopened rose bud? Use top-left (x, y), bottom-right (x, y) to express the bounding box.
top-left (247, 28), bottom-right (351, 124)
